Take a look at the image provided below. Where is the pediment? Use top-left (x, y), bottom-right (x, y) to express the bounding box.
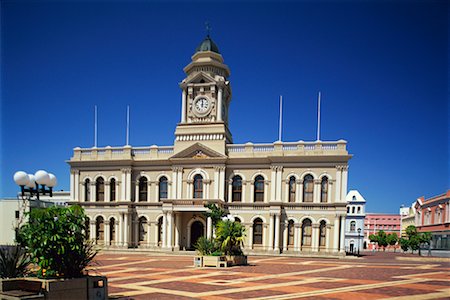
top-left (184, 72), bottom-right (216, 85)
top-left (170, 143), bottom-right (226, 159)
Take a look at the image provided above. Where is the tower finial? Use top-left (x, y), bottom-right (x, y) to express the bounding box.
top-left (205, 21), bottom-right (211, 37)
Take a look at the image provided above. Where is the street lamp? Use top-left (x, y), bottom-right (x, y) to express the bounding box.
top-left (357, 227), bottom-right (362, 256)
top-left (14, 170), bottom-right (57, 201)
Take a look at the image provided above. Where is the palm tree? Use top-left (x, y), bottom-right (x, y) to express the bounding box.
top-left (215, 219), bottom-right (246, 256)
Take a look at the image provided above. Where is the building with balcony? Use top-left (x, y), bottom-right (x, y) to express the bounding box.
top-left (415, 190), bottom-right (450, 251)
top-left (344, 190), bottom-right (366, 253)
top-left (68, 35), bottom-right (352, 256)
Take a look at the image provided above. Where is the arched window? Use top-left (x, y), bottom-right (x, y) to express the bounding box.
top-left (109, 218), bottom-right (115, 245)
top-left (254, 175), bottom-right (264, 202)
top-left (84, 179), bottom-right (90, 202)
top-left (319, 220), bottom-right (326, 249)
top-left (288, 220), bottom-right (295, 247)
top-left (303, 175), bottom-right (314, 202)
top-left (85, 217), bottom-right (90, 239)
top-left (289, 176), bottom-right (296, 203)
top-left (95, 216), bottom-right (104, 245)
top-left (320, 177), bottom-right (328, 203)
top-left (138, 177), bottom-right (148, 202)
top-left (193, 174), bottom-right (203, 199)
top-left (352, 207), bottom-right (355, 214)
top-left (253, 218), bottom-right (263, 245)
top-left (96, 177), bottom-right (104, 202)
top-left (110, 179), bottom-right (116, 202)
top-left (347, 207), bottom-right (350, 213)
top-left (234, 217), bottom-right (242, 223)
top-left (350, 220), bottom-right (356, 232)
top-left (159, 176), bottom-right (168, 200)
top-left (357, 206), bottom-right (361, 213)
top-left (301, 219), bottom-right (312, 248)
top-left (232, 175), bottom-right (242, 202)
top-left (138, 217), bottom-right (147, 245)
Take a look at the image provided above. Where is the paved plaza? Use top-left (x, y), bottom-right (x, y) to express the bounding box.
top-left (91, 252), bottom-right (450, 300)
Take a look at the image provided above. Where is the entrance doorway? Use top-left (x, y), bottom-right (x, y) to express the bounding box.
top-left (190, 221), bottom-right (204, 249)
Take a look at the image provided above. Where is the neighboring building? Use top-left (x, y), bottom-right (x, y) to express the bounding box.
top-left (68, 35), bottom-right (352, 256)
top-left (400, 202), bottom-right (416, 237)
top-left (415, 190), bottom-right (450, 251)
top-left (344, 190), bottom-right (366, 253)
top-left (0, 191), bottom-right (70, 245)
top-left (364, 213), bottom-right (401, 250)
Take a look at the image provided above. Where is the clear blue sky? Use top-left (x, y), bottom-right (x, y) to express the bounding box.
top-left (1, 1), bottom-right (448, 213)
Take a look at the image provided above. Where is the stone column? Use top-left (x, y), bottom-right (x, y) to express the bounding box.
top-left (90, 220), bottom-right (96, 241)
top-left (123, 213), bottom-right (129, 247)
top-left (115, 219), bottom-right (120, 247)
top-left (154, 222), bottom-right (160, 247)
top-left (121, 170), bottom-right (126, 201)
top-left (296, 181), bottom-right (302, 203)
top-left (126, 169), bottom-right (132, 201)
top-left (268, 214), bottom-right (274, 251)
top-left (90, 182), bottom-right (96, 202)
top-left (294, 224), bottom-right (300, 251)
top-left (227, 179), bottom-right (233, 202)
top-left (312, 224), bottom-right (320, 252)
top-left (313, 180), bottom-right (321, 203)
top-left (217, 88), bottom-right (223, 122)
top-left (341, 166), bottom-right (348, 202)
top-left (326, 224), bottom-right (331, 252)
top-left (181, 89), bottom-right (187, 123)
top-left (172, 167), bottom-right (178, 200)
top-left (177, 169), bottom-right (183, 199)
top-left (339, 216), bottom-right (345, 252)
top-left (270, 167), bottom-right (277, 201)
top-left (219, 167), bottom-right (225, 200)
top-left (174, 213), bottom-right (181, 250)
top-left (105, 181), bottom-right (110, 202)
top-left (274, 214), bottom-right (280, 253)
top-left (333, 217), bottom-right (339, 252)
top-left (162, 212), bottom-right (167, 249)
top-left (118, 214), bottom-right (123, 247)
top-left (328, 181), bottom-right (333, 203)
top-left (275, 167), bottom-right (283, 201)
top-left (207, 217), bottom-right (212, 239)
top-left (70, 169), bottom-right (75, 201)
top-left (335, 166), bottom-right (342, 202)
top-left (133, 219), bottom-right (139, 247)
top-left (213, 167), bottom-right (220, 199)
top-left (282, 220), bottom-right (288, 251)
top-left (104, 220), bottom-right (110, 246)
top-left (248, 223), bottom-right (253, 249)
top-left (167, 212), bottom-right (173, 250)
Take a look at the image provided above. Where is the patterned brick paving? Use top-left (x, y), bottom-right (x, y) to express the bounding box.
top-left (89, 252), bottom-right (450, 299)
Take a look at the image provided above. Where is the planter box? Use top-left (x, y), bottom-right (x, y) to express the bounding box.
top-left (201, 256), bottom-right (229, 268)
top-left (227, 255), bottom-right (247, 266)
top-left (0, 276), bottom-right (107, 300)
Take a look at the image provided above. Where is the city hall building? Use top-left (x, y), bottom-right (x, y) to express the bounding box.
top-left (68, 36), bottom-right (351, 255)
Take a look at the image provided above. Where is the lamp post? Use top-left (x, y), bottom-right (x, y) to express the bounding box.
top-left (14, 170), bottom-right (57, 204)
top-left (357, 227), bottom-right (362, 256)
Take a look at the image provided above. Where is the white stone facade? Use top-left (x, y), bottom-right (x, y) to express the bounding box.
top-left (345, 190), bottom-right (366, 253)
top-left (68, 36), bottom-right (352, 256)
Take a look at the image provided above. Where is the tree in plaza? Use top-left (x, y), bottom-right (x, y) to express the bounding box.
top-left (376, 230), bottom-right (388, 251)
top-left (203, 203), bottom-right (227, 228)
top-left (369, 234), bottom-right (378, 250)
top-left (386, 233), bottom-right (399, 252)
top-left (399, 237), bottom-right (409, 252)
top-left (404, 225), bottom-right (432, 255)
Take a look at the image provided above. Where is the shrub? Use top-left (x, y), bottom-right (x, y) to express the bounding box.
top-left (0, 245), bottom-right (30, 278)
top-left (215, 218), bottom-right (246, 256)
top-left (18, 205), bottom-right (97, 278)
top-left (194, 236), bottom-right (217, 256)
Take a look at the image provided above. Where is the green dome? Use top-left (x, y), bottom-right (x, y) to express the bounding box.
top-left (195, 36), bottom-right (220, 54)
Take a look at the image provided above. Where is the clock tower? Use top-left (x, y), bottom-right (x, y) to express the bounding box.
top-left (174, 35), bottom-right (232, 155)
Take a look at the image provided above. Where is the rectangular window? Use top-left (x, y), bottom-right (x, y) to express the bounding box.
top-left (15, 210), bottom-right (20, 219)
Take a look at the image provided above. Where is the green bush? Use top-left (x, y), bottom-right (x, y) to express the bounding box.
top-left (0, 245), bottom-right (30, 278)
top-left (215, 219), bottom-right (246, 256)
top-left (18, 205), bottom-right (97, 278)
top-left (194, 236), bottom-right (217, 256)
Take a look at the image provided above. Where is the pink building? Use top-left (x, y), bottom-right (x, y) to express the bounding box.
top-left (364, 213), bottom-right (401, 250)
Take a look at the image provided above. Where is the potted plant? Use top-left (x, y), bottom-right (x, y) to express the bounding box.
top-left (216, 215), bottom-right (247, 266)
top-left (194, 237), bottom-right (228, 267)
top-left (0, 205), bottom-right (107, 300)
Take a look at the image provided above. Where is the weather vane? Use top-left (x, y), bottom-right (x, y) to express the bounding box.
top-left (205, 21), bottom-right (211, 37)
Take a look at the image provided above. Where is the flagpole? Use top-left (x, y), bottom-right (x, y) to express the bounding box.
top-left (316, 91), bottom-right (321, 141)
top-left (278, 95), bottom-right (283, 142)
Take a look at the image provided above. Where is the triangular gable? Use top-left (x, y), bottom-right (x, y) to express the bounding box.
top-left (170, 143), bottom-right (226, 159)
top-left (184, 72), bottom-right (216, 85)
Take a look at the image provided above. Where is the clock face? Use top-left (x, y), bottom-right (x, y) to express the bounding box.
top-left (194, 97), bottom-right (210, 113)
